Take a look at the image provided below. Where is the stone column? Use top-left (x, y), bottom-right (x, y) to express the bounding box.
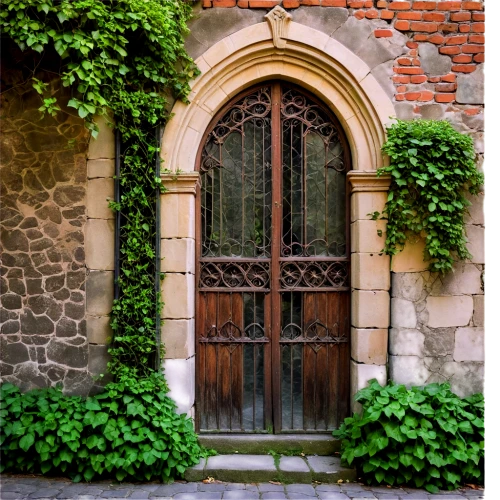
top-left (160, 172), bottom-right (199, 416)
top-left (347, 171), bottom-right (391, 412)
top-left (85, 116), bottom-right (115, 383)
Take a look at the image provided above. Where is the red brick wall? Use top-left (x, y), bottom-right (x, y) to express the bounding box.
top-left (200, 0), bottom-right (484, 112)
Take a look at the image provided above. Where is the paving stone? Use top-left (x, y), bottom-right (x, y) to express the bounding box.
top-left (316, 492), bottom-right (350, 500)
top-left (129, 490), bottom-right (153, 499)
top-left (29, 489), bottom-right (62, 498)
top-left (99, 489), bottom-right (132, 497)
top-left (175, 493), bottom-right (221, 500)
top-left (285, 484), bottom-right (316, 496)
top-left (222, 491), bottom-right (259, 499)
top-left (198, 483), bottom-right (227, 492)
top-left (153, 484), bottom-right (197, 496)
top-left (261, 493), bottom-right (287, 500)
top-left (258, 484), bottom-right (286, 492)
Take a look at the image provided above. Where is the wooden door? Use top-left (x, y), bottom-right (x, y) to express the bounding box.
top-left (196, 83), bottom-right (350, 433)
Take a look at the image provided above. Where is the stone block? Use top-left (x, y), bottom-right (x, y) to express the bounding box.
top-left (424, 327), bottom-right (455, 357)
top-left (418, 43), bottom-right (452, 77)
top-left (161, 319), bottom-right (195, 359)
top-left (391, 239), bottom-right (428, 273)
top-left (427, 295), bottom-right (473, 328)
top-left (86, 315), bottom-right (112, 345)
top-left (278, 457), bottom-right (311, 483)
top-left (464, 193), bottom-right (486, 225)
top-left (351, 220), bottom-right (386, 253)
top-left (160, 238), bottom-right (195, 274)
top-left (86, 271), bottom-right (114, 316)
top-left (389, 355), bottom-right (430, 387)
top-left (351, 361), bottom-right (387, 396)
top-left (162, 357), bottom-right (195, 415)
top-left (454, 327), bottom-right (484, 362)
top-left (391, 298), bottom-right (417, 329)
top-left (332, 17), bottom-right (373, 62)
top-left (441, 361), bottom-right (484, 398)
top-left (430, 262), bottom-right (482, 296)
top-left (465, 224), bottom-right (484, 264)
top-left (389, 328), bottom-right (425, 357)
top-left (292, 7), bottom-right (348, 38)
top-left (88, 344), bottom-right (111, 376)
top-left (456, 64), bottom-right (484, 104)
top-left (352, 290), bottom-right (390, 329)
top-left (87, 159), bottom-right (115, 179)
top-left (87, 115), bottom-right (115, 159)
top-left (161, 273), bottom-right (195, 319)
top-left (350, 192), bottom-right (387, 222)
top-left (87, 178), bottom-right (114, 219)
top-left (85, 219), bottom-right (115, 270)
top-left (419, 104), bottom-right (445, 120)
top-left (371, 60), bottom-right (396, 100)
top-left (204, 454), bottom-right (277, 484)
top-left (306, 456), bottom-right (357, 484)
top-left (473, 295), bottom-right (484, 327)
top-left (391, 272), bottom-right (426, 302)
top-left (351, 253), bottom-right (390, 290)
top-left (160, 193), bottom-right (195, 239)
top-left (351, 328), bottom-right (388, 365)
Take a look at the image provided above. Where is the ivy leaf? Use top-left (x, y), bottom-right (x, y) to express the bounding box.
top-left (428, 203), bottom-right (436, 212)
top-left (19, 433), bottom-right (35, 451)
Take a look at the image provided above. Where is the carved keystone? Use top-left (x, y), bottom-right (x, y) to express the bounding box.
top-left (265, 6), bottom-right (292, 49)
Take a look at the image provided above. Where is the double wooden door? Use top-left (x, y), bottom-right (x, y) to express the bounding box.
top-left (196, 82), bottom-right (350, 433)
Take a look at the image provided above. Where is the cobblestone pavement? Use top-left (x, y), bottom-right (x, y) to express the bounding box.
top-left (0, 475), bottom-right (485, 500)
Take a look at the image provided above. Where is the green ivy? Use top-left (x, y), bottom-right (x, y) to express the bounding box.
top-left (374, 119), bottom-right (483, 274)
top-left (1, 0), bottom-right (204, 481)
top-left (333, 380), bottom-right (484, 493)
top-left (0, 378), bottom-right (205, 482)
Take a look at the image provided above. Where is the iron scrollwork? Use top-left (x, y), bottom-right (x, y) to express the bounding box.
top-left (200, 261), bottom-right (271, 290)
top-left (279, 261), bottom-right (349, 289)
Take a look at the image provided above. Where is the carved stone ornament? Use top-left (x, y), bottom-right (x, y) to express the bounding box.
top-left (265, 5), bottom-right (292, 49)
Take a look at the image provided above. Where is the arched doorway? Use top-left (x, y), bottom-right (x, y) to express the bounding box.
top-left (195, 82), bottom-right (351, 433)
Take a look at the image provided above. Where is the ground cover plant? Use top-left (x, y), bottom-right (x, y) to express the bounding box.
top-left (373, 119), bottom-right (483, 274)
top-left (0, 0), bottom-right (204, 482)
top-left (333, 379), bottom-right (484, 493)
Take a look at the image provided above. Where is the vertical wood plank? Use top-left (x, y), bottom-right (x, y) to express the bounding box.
top-left (231, 293), bottom-right (243, 430)
top-left (302, 292), bottom-right (316, 430)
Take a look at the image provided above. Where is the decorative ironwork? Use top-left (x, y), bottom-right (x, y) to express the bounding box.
top-left (280, 320), bottom-right (348, 343)
top-left (279, 261), bottom-right (348, 289)
top-left (201, 321), bottom-right (268, 342)
top-left (200, 261), bottom-right (270, 289)
top-left (281, 86), bottom-right (347, 258)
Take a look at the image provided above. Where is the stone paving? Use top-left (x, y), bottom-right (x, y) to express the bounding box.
top-left (0, 474), bottom-right (485, 500)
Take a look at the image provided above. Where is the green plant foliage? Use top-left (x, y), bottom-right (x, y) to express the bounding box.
top-left (0, 376), bottom-right (205, 483)
top-left (333, 379), bottom-right (484, 493)
top-left (374, 119), bottom-right (483, 274)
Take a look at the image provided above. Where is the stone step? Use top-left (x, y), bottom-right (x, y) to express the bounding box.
top-left (185, 454), bottom-right (357, 484)
top-left (198, 434), bottom-right (341, 456)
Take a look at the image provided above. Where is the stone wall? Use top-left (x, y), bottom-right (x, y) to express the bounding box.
top-left (0, 51), bottom-right (115, 394)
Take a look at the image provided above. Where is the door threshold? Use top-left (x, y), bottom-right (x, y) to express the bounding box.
top-left (198, 433), bottom-right (341, 456)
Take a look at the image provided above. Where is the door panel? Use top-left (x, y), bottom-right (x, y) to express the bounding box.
top-left (196, 82), bottom-right (350, 433)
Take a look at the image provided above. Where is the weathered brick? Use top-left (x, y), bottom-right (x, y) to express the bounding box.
top-left (469, 34), bottom-right (485, 43)
top-left (388, 1), bottom-right (411, 10)
top-left (459, 24), bottom-right (471, 32)
top-left (405, 92), bottom-right (421, 101)
top-left (453, 54), bottom-right (473, 63)
top-left (440, 46), bottom-right (461, 54)
top-left (471, 23), bottom-right (485, 33)
top-left (440, 23), bottom-right (459, 32)
top-left (472, 12), bottom-right (484, 21)
top-left (473, 53), bottom-right (485, 63)
top-left (464, 107), bottom-right (480, 116)
top-left (354, 10), bottom-right (365, 19)
top-left (435, 82), bottom-right (457, 91)
top-left (237, 0), bottom-right (249, 6)
top-left (441, 73), bottom-right (457, 82)
top-left (437, 1), bottom-right (462, 11)
top-left (396, 85), bottom-right (407, 93)
top-left (365, 9), bottom-right (379, 18)
top-left (348, 0), bottom-right (364, 6)
top-left (394, 20), bottom-right (411, 30)
top-left (395, 94), bottom-right (405, 101)
top-left (394, 66), bottom-right (424, 74)
top-left (446, 35), bottom-right (468, 44)
top-left (380, 10), bottom-right (395, 19)
top-left (435, 93), bottom-right (456, 102)
top-left (377, 0), bottom-right (387, 6)
top-left (397, 57), bottom-right (413, 66)
top-left (452, 64), bottom-right (476, 73)
top-left (300, 0), bottom-right (320, 4)
top-left (397, 12), bottom-right (422, 20)
top-left (412, 1), bottom-right (437, 9)
top-left (428, 76), bottom-right (441, 82)
top-left (322, 0), bottom-right (347, 5)
top-left (374, 29), bottom-right (393, 37)
top-left (393, 75), bottom-right (411, 83)
top-left (408, 48), bottom-right (418, 56)
top-left (418, 90), bottom-right (434, 101)
top-left (427, 34), bottom-right (445, 44)
top-left (462, 44), bottom-right (484, 53)
top-left (413, 34), bottom-right (428, 41)
top-left (423, 12), bottom-right (446, 22)
top-left (411, 75), bottom-right (428, 83)
top-left (462, 1), bottom-right (483, 10)
top-left (283, 0), bottom-right (300, 6)
top-left (364, 0), bottom-right (373, 6)
top-left (413, 59), bottom-right (421, 66)
top-left (451, 12), bottom-right (471, 21)
top-left (202, 0), bottom-right (213, 7)
top-left (411, 22), bottom-right (438, 32)
top-left (212, 0), bottom-right (236, 6)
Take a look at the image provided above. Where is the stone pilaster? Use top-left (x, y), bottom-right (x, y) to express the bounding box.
top-left (347, 171), bottom-right (391, 411)
top-left (160, 172), bottom-right (199, 416)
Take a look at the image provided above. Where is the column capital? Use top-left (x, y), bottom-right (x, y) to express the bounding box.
top-left (161, 172), bottom-right (200, 195)
top-left (347, 171), bottom-right (391, 193)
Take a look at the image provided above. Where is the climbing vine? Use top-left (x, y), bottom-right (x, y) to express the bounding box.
top-left (374, 119), bottom-right (483, 274)
top-left (1, 0), bottom-right (204, 482)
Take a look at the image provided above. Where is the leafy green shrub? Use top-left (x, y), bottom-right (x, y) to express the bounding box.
top-left (333, 380), bottom-right (484, 493)
top-left (0, 373), bottom-right (204, 483)
top-left (375, 119), bottom-right (483, 274)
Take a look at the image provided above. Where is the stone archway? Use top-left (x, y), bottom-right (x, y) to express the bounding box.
top-left (159, 15), bottom-right (395, 417)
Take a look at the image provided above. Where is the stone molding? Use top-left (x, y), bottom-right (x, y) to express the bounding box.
top-left (161, 172), bottom-right (200, 195)
top-left (347, 171), bottom-right (391, 193)
top-left (161, 21), bottom-right (396, 175)
top-left (265, 5), bottom-right (292, 49)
